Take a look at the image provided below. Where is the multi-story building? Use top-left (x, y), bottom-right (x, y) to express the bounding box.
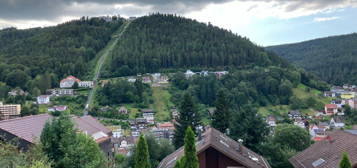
top-left (47, 89), bottom-right (74, 96)
top-left (0, 102), bottom-right (21, 120)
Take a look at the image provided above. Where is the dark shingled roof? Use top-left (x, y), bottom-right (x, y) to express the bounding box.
top-left (289, 131), bottom-right (357, 168)
top-left (0, 114), bottom-right (111, 144)
top-left (158, 127), bottom-right (271, 168)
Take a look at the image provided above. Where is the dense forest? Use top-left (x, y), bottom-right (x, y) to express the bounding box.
top-left (0, 17), bottom-right (124, 98)
top-left (105, 14), bottom-right (288, 77)
top-left (267, 33), bottom-right (357, 85)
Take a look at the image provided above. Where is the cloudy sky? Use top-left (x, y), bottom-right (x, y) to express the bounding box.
top-left (1, 0), bottom-right (356, 46)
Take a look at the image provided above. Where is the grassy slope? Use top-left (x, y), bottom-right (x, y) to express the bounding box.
top-left (259, 84), bottom-right (331, 117)
top-left (150, 86), bottom-right (174, 122)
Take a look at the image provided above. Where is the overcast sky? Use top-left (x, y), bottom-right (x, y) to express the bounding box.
top-left (1, 0), bottom-right (356, 46)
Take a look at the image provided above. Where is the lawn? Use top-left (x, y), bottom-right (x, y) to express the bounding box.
top-left (150, 86), bottom-right (174, 122)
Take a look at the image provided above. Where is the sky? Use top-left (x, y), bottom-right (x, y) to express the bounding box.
top-left (0, 0), bottom-right (356, 46)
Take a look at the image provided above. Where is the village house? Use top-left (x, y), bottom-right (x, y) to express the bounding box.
top-left (127, 77), bottom-right (136, 83)
top-left (309, 124), bottom-right (328, 141)
top-left (324, 104), bottom-right (338, 115)
top-left (214, 71), bottom-right (229, 79)
top-left (151, 122), bottom-right (175, 140)
top-left (323, 91), bottom-right (336, 97)
top-left (8, 88), bottom-right (27, 97)
top-left (47, 105), bottom-right (68, 112)
top-left (185, 70), bottom-right (195, 78)
top-left (47, 89), bottom-right (74, 96)
top-left (331, 99), bottom-right (343, 108)
top-left (158, 128), bottom-right (271, 168)
top-left (341, 91), bottom-right (355, 99)
top-left (112, 136), bottom-right (135, 156)
top-left (37, 95), bottom-right (50, 105)
top-left (141, 109), bottom-right (155, 124)
top-left (288, 110), bottom-right (302, 119)
top-left (266, 115), bottom-right (277, 127)
top-left (330, 116), bottom-right (345, 128)
top-left (294, 119), bottom-right (306, 129)
top-left (0, 102), bottom-right (21, 120)
top-left (0, 114), bottom-right (113, 156)
top-left (289, 130), bottom-right (357, 168)
top-left (171, 108), bottom-right (179, 120)
top-left (142, 76), bottom-right (152, 83)
top-left (60, 76), bottom-right (81, 88)
top-left (78, 81), bottom-right (94, 88)
top-left (118, 106), bottom-right (128, 114)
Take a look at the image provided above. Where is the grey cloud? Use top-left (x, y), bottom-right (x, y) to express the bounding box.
top-left (0, 0), bottom-right (355, 21)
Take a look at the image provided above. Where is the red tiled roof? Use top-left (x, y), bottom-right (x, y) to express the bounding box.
top-left (325, 104), bottom-right (337, 109)
top-left (60, 75), bottom-right (81, 83)
top-left (290, 131), bottom-right (357, 168)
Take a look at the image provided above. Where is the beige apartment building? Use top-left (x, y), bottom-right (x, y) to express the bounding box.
top-left (0, 102), bottom-right (21, 120)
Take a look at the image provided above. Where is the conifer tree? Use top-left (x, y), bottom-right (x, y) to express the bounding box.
top-left (212, 89), bottom-right (230, 133)
top-left (183, 127), bottom-right (199, 168)
top-left (173, 93), bottom-right (201, 148)
top-left (134, 135), bottom-right (151, 168)
top-left (340, 152), bottom-right (352, 168)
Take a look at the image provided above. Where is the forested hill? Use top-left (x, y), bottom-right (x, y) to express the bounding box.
top-left (0, 17), bottom-right (124, 90)
top-left (105, 14), bottom-right (289, 77)
top-left (266, 33), bottom-right (357, 85)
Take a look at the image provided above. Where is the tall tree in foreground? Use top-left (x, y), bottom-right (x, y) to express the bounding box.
top-left (134, 135), bottom-right (151, 168)
top-left (340, 152), bottom-right (352, 168)
top-left (40, 113), bottom-right (105, 168)
top-left (212, 89), bottom-right (230, 133)
top-left (183, 127), bottom-right (199, 168)
top-left (229, 105), bottom-right (269, 150)
top-left (173, 92), bottom-right (201, 148)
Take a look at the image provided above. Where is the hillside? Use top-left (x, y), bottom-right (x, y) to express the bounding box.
top-left (267, 33), bottom-right (357, 85)
top-left (104, 14), bottom-right (289, 77)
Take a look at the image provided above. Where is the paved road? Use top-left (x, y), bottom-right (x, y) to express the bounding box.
top-left (83, 21), bottom-right (132, 115)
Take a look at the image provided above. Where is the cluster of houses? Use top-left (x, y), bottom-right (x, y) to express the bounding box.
top-left (106, 107), bottom-right (176, 156)
top-left (36, 76), bottom-right (94, 112)
top-left (324, 85), bottom-right (357, 111)
top-left (184, 70), bottom-right (229, 79)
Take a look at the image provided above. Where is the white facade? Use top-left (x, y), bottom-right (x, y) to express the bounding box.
top-left (37, 95), bottom-right (50, 104)
top-left (185, 70), bottom-right (195, 78)
top-left (79, 81), bottom-right (94, 88)
top-left (143, 113), bottom-right (155, 124)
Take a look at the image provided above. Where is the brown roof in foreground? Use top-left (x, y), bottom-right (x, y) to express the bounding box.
top-left (158, 127), bottom-right (271, 168)
top-left (0, 114), bottom-right (111, 144)
top-left (289, 131), bottom-right (357, 168)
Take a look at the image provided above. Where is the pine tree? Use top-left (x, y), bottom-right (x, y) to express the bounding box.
top-left (183, 127), bottom-right (199, 168)
top-left (229, 105), bottom-right (268, 150)
top-left (212, 89), bottom-right (230, 133)
top-left (340, 152), bottom-right (352, 168)
top-left (134, 135), bottom-right (151, 168)
top-left (173, 92), bottom-right (201, 148)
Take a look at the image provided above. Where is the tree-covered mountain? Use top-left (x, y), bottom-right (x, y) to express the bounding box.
top-left (0, 17), bottom-right (123, 94)
top-left (266, 33), bottom-right (357, 85)
top-left (104, 14), bottom-right (289, 77)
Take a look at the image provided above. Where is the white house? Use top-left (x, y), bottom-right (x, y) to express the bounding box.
top-left (185, 70), bottom-right (195, 78)
top-left (330, 117), bottom-right (345, 128)
top-left (60, 76), bottom-right (80, 88)
top-left (37, 95), bottom-right (50, 104)
top-left (78, 81), bottom-right (94, 88)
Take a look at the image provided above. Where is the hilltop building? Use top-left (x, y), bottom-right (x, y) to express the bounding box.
top-left (60, 76), bottom-right (81, 88)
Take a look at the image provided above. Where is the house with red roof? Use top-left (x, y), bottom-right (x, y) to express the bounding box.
top-left (324, 104), bottom-right (338, 115)
top-left (60, 76), bottom-right (81, 88)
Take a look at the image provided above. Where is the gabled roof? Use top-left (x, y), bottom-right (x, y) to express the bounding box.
top-left (60, 75), bottom-right (81, 83)
top-left (289, 131), bottom-right (357, 168)
top-left (158, 128), bottom-right (270, 168)
top-left (0, 114), bottom-right (111, 144)
top-left (325, 104), bottom-right (337, 109)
